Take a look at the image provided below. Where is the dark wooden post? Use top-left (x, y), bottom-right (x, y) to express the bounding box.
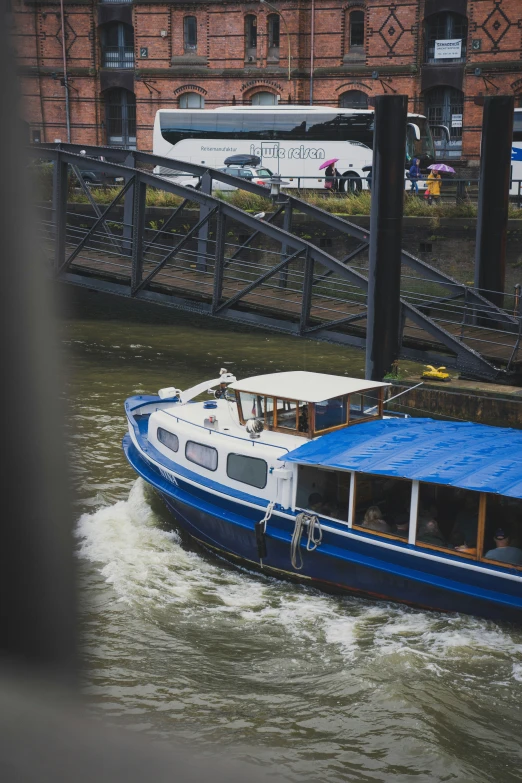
top-left (474, 95), bottom-right (515, 309)
top-left (365, 94), bottom-right (408, 381)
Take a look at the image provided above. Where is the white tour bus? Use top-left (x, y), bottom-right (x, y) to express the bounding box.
top-left (511, 107), bottom-right (522, 197)
top-left (152, 105), bottom-right (436, 191)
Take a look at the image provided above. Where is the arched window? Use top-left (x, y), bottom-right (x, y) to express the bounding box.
top-left (349, 10), bottom-right (365, 48)
top-left (251, 91), bottom-right (278, 105)
top-left (179, 92), bottom-right (205, 109)
top-left (425, 12), bottom-right (467, 63)
top-left (100, 22), bottom-right (134, 69)
top-left (424, 86), bottom-right (463, 157)
top-left (184, 16), bottom-right (197, 53)
top-left (245, 14), bottom-right (257, 62)
top-left (339, 90), bottom-right (368, 109)
top-left (104, 88), bottom-right (136, 149)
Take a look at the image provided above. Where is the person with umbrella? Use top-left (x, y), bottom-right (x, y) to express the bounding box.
top-left (319, 158), bottom-right (340, 193)
top-left (426, 163), bottom-right (455, 205)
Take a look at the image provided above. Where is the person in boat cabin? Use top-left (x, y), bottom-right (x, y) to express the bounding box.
top-left (450, 495), bottom-right (478, 548)
top-left (417, 518), bottom-right (447, 548)
top-left (484, 528), bottom-right (522, 565)
top-left (362, 506), bottom-right (391, 533)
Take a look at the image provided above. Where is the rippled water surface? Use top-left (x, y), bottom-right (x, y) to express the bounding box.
top-left (66, 289), bottom-right (522, 783)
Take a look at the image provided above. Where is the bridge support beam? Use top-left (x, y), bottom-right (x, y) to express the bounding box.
top-left (279, 200), bottom-right (293, 288)
top-left (122, 152), bottom-right (136, 256)
top-left (197, 172), bottom-right (212, 271)
top-left (474, 95), bottom-right (515, 309)
top-left (131, 175), bottom-right (147, 293)
top-left (365, 94), bottom-right (408, 381)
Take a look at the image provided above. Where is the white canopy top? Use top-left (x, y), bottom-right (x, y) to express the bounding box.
top-left (228, 371), bottom-right (390, 403)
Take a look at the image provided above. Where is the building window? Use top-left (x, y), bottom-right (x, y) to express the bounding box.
top-left (424, 86), bottom-right (463, 158)
top-left (339, 90), bottom-right (368, 109)
top-left (104, 88), bottom-right (136, 149)
top-left (251, 91), bottom-right (278, 105)
top-left (349, 10), bottom-right (365, 48)
top-left (185, 441), bottom-right (218, 471)
top-left (157, 427), bottom-right (179, 453)
top-left (425, 12), bottom-right (467, 63)
top-left (268, 13), bottom-right (280, 58)
top-left (227, 453), bottom-right (268, 489)
top-left (184, 16), bottom-right (197, 53)
top-left (100, 21), bottom-right (134, 69)
top-left (179, 92), bottom-right (205, 108)
top-left (245, 14), bottom-right (257, 61)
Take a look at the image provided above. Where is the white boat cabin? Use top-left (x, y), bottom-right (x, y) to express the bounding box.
top-left (141, 371), bottom-right (389, 511)
top-left (229, 371), bottom-right (390, 438)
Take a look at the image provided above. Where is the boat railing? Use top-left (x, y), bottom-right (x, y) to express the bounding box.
top-left (157, 407), bottom-right (291, 454)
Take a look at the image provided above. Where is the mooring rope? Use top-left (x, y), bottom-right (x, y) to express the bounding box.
top-left (260, 500), bottom-right (275, 533)
top-left (290, 512), bottom-right (322, 570)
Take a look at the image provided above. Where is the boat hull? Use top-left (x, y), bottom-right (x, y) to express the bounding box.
top-left (124, 435), bottom-right (522, 625)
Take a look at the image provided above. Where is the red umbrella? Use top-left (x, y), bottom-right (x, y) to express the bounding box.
top-left (319, 158), bottom-right (339, 170)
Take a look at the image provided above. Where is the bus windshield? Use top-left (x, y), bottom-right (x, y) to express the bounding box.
top-left (406, 117), bottom-right (435, 166)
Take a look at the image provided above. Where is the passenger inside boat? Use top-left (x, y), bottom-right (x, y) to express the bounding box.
top-left (483, 496), bottom-right (522, 565)
top-left (361, 506), bottom-right (391, 533)
top-left (416, 485), bottom-right (480, 554)
top-left (297, 465), bottom-right (350, 522)
top-left (353, 474), bottom-right (412, 539)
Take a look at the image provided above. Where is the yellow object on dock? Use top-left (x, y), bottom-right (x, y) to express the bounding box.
top-left (421, 365), bottom-right (451, 381)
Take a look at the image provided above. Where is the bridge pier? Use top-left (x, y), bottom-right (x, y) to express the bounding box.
top-left (365, 94), bottom-right (408, 381)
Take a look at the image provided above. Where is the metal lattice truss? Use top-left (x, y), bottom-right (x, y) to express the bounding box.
top-left (31, 144), bottom-right (522, 381)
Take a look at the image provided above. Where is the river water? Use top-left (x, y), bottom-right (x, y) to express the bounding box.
top-left (65, 289), bottom-right (522, 783)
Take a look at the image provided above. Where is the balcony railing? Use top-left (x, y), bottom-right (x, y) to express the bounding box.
top-left (102, 46), bottom-right (135, 69)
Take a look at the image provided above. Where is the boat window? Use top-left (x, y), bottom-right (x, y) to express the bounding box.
top-left (353, 473), bottom-right (411, 538)
top-left (296, 464), bottom-right (349, 522)
top-left (157, 427), bottom-right (179, 453)
top-left (314, 395), bottom-right (348, 432)
top-left (416, 484), bottom-right (479, 557)
top-left (237, 391), bottom-right (263, 421)
top-left (185, 440), bottom-right (218, 471)
top-left (348, 391), bottom-right (381, 422)
top-left (482, 495), bottom-right (522, 569)
top-left (227, 453), bottom-right (267, 489)
top-left (275, 398), bottom-right (298, 430)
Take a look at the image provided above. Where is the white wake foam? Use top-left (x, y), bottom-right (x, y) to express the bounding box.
top-left (76, 480), bottom-right (522, 678)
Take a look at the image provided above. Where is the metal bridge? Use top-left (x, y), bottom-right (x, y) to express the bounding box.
top-left (31, 143), bottom-right (522, 383)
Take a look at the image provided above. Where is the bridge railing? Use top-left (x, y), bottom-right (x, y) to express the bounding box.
top-left (29, 144), bottom-right (522, 381)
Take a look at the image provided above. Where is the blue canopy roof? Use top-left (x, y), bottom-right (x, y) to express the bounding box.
top-left (283, 418), bottom-right (522, 499)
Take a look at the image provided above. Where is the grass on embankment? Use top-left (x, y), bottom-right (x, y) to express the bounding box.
top-left (67, 185), bottom-right (522, 219)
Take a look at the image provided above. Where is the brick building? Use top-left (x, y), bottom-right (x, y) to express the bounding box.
top-left (11, 0), bottom-right (522, 160)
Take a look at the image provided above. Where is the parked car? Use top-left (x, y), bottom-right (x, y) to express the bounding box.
top-left (153, 164), bottom-right (273, 191)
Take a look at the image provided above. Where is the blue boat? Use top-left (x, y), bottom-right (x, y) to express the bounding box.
top-left (123, 370), bottom-right (522, 623)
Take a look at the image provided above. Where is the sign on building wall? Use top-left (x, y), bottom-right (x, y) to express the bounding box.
top-left (451, 114), bottom-right (463, 128)
top-left (434, 39), bottom-right (462, 59)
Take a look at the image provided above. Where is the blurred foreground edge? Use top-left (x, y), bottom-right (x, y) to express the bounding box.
top-left (0, 18), bottom-right (272, 783)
